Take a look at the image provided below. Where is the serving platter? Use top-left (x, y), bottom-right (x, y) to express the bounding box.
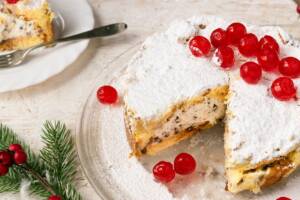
top-left (76, 45), bottom-right (300, 200)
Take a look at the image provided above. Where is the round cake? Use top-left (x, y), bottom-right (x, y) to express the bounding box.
top-left (120, 16), bottom-right (300, 194)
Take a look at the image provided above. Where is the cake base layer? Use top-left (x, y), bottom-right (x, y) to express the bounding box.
top-left (226, 149), bottom-right (300, 193)
top-left (125, 85), bottom-right (228, 157)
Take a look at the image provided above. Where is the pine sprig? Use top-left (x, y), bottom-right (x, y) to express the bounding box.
top-left (0, 124), bottom-right (49, 197)
top-left (0, 121), bottom-right (82, 200)
top-left (40, 121), bottom-right (81, 200)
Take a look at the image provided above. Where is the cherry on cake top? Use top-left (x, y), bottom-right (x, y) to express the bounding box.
top-left (6, 0), bottom-right (20, 4)
top-left (188, 22), bottom-right (300, 101)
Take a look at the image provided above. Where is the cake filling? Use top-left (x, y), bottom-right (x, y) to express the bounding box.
top-left (0, 12), bottom-right (38, 42)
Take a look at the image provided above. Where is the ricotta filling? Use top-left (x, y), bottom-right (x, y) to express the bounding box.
top-left (0, 12), bottom-right (37, 42)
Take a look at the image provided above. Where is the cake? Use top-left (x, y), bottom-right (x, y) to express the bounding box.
top-left (122, 16), bottom-right (300, 193)
top-left (0, 0), bottom-right (54, 51)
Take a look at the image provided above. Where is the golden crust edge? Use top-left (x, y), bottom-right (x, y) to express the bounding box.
top-left (124, 85), bottom-right (229, 157)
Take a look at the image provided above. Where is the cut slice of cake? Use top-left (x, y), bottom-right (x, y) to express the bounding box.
top-left (122, 17), bottom-right (229, 157)
top-left (0, 0), bottom-right (54, 51)
top-left (225, 27), bottom-right (300, 193)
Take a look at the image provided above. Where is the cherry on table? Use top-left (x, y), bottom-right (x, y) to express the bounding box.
top-left (276, 197), bottom-right (291, 200)
top-left (174, 153), bottom-right (196, 175)
top-left (152, 161), bottom-right (175, 183)
top-left (226, 22), bottom-right (247, 45)
top-left (271, 77), bottom-right (297, 101)
top-left (279, 57), bottom-right (300, 78)
top-left (97, 85), bottom-right (118, 104)
top-left (240, 62), bottom-right (262, 84)
top-left (189, 36), bottom-right (211, 57)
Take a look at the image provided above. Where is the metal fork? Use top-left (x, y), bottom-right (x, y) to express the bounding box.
top-left (0, 23), bottom-right (127, 68)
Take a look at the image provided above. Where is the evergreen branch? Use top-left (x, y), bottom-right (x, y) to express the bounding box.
top-left (0, 124), bottom-right (49, 197)
top-left (40, 121), bottom-right (81, 200)
top-left (0, 122), bottom-right (82, 200)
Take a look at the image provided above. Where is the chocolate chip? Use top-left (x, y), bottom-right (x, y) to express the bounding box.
top-left (141, 148), bottom-right (147, 154)
top-left (186, 126), bottom-right (194, 132)
top-left (153, 137), bottom-right (162, 143)
top-left (199, 24), bottom-right (206, 29)
top-left (193, 116), bottom-right (197, 119)
top-left (174, 128), bottom-right (179, 134)
top-left (213, 104), bottom-right (218, 111)
top-left (175, 116), bottom-right (180, 123)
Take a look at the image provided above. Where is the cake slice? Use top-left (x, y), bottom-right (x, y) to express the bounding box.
top-left (0, 0), bottom-right (54, 51)
top-left (122, 17), bottom-right (229, 156)
top-left (225, 27), bottom-right (300, 193)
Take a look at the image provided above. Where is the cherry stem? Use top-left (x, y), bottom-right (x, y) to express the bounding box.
top-left (19, 164), bottom-right (56, 195)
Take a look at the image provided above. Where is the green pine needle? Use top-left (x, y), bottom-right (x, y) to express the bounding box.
top-left (0, 122), bottom-right (82, 200)
top-left (0, 124), bottom-right (49, 197)
top-left (40, 121), bottom-right (81, 200)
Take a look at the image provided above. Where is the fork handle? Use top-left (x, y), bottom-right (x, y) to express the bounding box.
top-left (29, 23), bottom-right (127, 52)
top-left (56, 23), bottom-right (127, 43)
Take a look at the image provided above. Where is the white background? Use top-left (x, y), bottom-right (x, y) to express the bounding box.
top-left (0, 0), bottom-right (299, 199)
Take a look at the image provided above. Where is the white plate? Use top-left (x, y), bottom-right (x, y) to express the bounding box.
top-left (0, 0), bottom-right (94, 93)
top-left (76, 45), bottom-right (300, 200)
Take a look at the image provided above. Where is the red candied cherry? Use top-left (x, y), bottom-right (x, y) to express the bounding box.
top-left (276, 197), bottom-right (291, 200)
top-left (238, 33), bottom-right (259, 57)
top-left (210, 28), bottom-right (228, 48)
top-left (97, 85), bottom-right (118, 104)
top-left (13, 150), bottom-right (27, 165)
top-left (0, 151), bottom-right (13, 167)
top-left (152, 161), bottom-right (175, 183)
top-left (174, 153), bottom-right (196, 175)
top-left (279, 57), bottom-right (300, 78)
top-left (214, 46), bottom-right (235, 69)
top-left (48, 195), bottom-right (62, 200)
top-left (259, 35), bottom-right (280, 54)
top-left (0, 164), bottom-right (8, 176)
top-left (189, 36), bottom-right (211, 57)
top-left (9, 144), bottom-right (23, 152)
top-left (297, 5), bottom-right (300, 14)
top-left (6, 0), bottom-right (19, 4)
top-left (226, 22), bottom-right (247, 45)
top-left (271, 77), bottom-right (297, 101)
top-left (257, 48), bottom-right (279, 72)
top-left (240, 62), bottom-right (262, 84)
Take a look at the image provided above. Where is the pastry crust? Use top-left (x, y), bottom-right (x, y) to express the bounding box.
top-left (125, 85), bottom-right (228, 157)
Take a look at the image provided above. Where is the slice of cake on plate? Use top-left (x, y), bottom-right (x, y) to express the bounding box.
top-left (0, 0), bottom-right (54, 51)
top-left (122, 17), bottom-right (229, 157)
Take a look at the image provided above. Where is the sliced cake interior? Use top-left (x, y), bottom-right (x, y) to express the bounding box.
top-left (122, 17), bottom-right (229, 157)
top-left (225, 27), bottom-right (300, 193)
top-left (0, 0), bottom-right (54, 51)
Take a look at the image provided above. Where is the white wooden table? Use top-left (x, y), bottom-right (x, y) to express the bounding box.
top-left (0, 0), bottom-right (299, 199)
